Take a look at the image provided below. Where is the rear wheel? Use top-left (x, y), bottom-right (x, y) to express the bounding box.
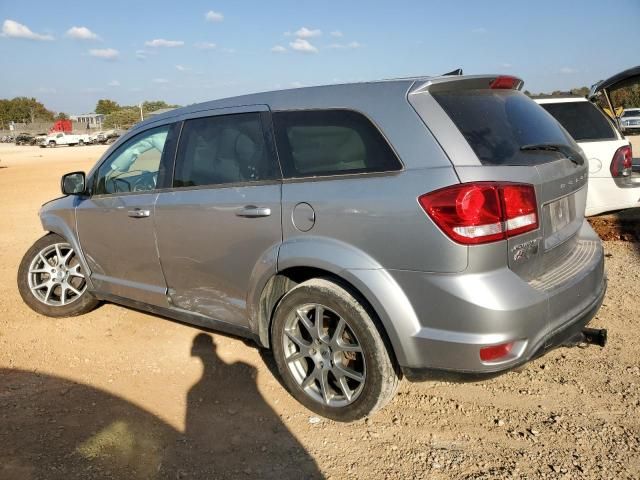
top-left (271, 278), bottom-right (399, 421)
top-left (17, 234), bottom-right (99, 317)
top-left (48, 140), bottom-right (56, 148)
top-left (78, 139), bottom-right (84, 146)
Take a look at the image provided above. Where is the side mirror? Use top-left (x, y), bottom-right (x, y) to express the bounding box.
top-left (61, 171), bottom-right (86, 195)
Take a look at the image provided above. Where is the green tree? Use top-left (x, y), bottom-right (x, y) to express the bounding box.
top-left (569, 86), bottom-right (590, 97)
top-left (55, 112), bottom-right (69, 120)
top-left (103, 108), bottom-right (141, 129)
top-left (0, 97), bottom-right (54, 125)
top-left (95, 99), bottom-right (120, 115)
top-left (611, 84), bottom-right (640, 109)
top-left (142, 100), bottom-right (179, 114)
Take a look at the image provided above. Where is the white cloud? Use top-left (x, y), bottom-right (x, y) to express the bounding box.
top-left (194, 41), bottom-right (216, 50)
top-left (221, 47), bottom-right (235, 54)
top-left (205, 10), bottom-right (224, 22)
top-left (153, 78), bottom-right (169, 84)
top-left (66, 26), bottom-right (98, 40)
top-left (37, 87), bottom-right (57, 94)
top-left (330, 30), bottom-right (343, 37)
top-left (89, 48), bottom-right (119, 60)
top-left (294, 27), bottom-right (321, 38)
top-left (327, 41), bottom-right (362, 49)
top-left (501, 63), bottom-right (512, 68)
top-left (1, 19), bottom-right (53, 41)
top-left (290, 81), bottom-right (306, 88)
top-left (271, 45), bottom-right (287, 53)
top-left (108, 80), bottom-right (120, 87)
top-left (145, 38), bottom-right (184, 48)
top-left (472, 27), bottom-right (487, 34)
top-left (289, 38), bottom-right (318, 53)
top-left (135, 49), bottom-right (147, 60)
top-left (560, 66), bottom-right (577, 74)
top-left (175, 64), bottom-right (190, 71)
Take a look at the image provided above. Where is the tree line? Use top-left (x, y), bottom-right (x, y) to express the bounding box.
top-left (96, 99), bottom-right (180, 129)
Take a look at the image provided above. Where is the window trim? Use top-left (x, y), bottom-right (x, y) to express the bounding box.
top-left (170, 110), bottom-right (282, 191)
top-left (271, 108), bottom-right (404, 180)
top-left (90, 124), bottom-right (177, 198)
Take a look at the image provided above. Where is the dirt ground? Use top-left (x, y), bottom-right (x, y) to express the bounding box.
top-left (0, 143), bottom-right (639, 480)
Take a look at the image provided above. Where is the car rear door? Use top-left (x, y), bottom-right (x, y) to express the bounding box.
top-left (153, 106), bottom-right (282, 329)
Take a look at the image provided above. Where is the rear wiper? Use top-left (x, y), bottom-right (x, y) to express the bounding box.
top-left (520, 143), bottom-right (584, 166)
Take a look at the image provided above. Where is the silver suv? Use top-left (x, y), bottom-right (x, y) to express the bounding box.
top-left (18, 74), bottom-right (607, 421)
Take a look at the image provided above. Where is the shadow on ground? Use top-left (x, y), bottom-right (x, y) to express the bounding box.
top-left (0, 333), bottom-right (322, 480)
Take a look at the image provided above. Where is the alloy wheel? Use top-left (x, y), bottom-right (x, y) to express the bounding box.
top-left (282, 303), bottom-right (366, 407)
top-left (27, 243), bottom-right (87, 306)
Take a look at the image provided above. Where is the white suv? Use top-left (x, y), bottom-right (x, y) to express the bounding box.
top-left (620, 108), bottom-right (640, 135)
top-left (536, 96), bottom-right (640, 216)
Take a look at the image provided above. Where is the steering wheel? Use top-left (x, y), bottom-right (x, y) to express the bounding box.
top-left (132, 172), bottom-right (157, 192)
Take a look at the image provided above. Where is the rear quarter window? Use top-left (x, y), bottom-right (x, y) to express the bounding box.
top-left (540, 102), bottom-right (617, 142)
top-left (272, 110), bottom-right (402, 177)
top-left (433, 90), bottom-right (575, 166)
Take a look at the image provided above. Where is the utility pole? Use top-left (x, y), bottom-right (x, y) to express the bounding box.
top-left (139, 103), bottom-right (144, 122)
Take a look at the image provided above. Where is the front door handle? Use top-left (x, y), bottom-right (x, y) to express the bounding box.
top-left (127, 208), bottom-right (151, 218)
top-left (236, 206), bottom-right (272, 218)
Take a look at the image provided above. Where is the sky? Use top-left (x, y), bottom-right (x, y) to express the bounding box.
top-left (0, 0), bottom-right (638, 114)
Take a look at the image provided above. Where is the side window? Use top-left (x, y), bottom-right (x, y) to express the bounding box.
top-left (173, 112), bottom-right (279, 188)
top-left (94, 125), bottom-right (170, 195)
top-left (272, 110), bottom-right (402, 177)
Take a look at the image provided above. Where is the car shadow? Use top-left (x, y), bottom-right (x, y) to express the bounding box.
top-left (0, 333), bottom-right (322, 479)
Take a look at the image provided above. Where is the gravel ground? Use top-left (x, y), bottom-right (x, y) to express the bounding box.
top-left (0, 144), bottom-right (638, 479)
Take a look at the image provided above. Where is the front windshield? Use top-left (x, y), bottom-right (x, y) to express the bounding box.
top-left (622, 110), bottom-right (640, 117)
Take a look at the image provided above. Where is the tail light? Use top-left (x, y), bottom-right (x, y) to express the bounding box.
top-left (418, 183), bottom-right (538, 245)
top-left (610, 145), bottom-right (633, 177)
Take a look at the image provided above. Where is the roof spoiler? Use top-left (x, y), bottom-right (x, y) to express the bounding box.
top-left (411, 74), bottom-right (524, 95)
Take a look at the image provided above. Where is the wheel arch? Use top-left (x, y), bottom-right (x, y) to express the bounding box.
top-left (253, 237), bottom-right (422, 367)
top-left (40, 212), bottom-right (94, 290)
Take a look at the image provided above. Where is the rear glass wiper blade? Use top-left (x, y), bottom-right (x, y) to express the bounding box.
top-left (520, 143), bottom-right (584, 166)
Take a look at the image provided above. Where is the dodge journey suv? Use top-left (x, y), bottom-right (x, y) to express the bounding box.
top-left (18, 74), bottom-right (607, 421)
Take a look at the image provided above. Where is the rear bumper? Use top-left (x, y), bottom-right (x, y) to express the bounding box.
top-left (388, 221), bottom-right (606, 375)
top-left (402, 280), bottom-right (605, 381)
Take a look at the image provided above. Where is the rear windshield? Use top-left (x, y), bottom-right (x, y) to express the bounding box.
top-left (432, 90), bottom-right (575, 166)
top-left (540, 102), bottom-right (616, 142)
top-left (622, 110), bottom-right (640, 117)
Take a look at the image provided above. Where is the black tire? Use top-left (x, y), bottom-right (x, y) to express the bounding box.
top-left (271, 278), bottom-right (399, 422)
top-left (48, 141), bottom-right (56, 148)
top-left (17, 233), bottom-right (99, 318)
top-left (78, 140), bottom-right (84, 146)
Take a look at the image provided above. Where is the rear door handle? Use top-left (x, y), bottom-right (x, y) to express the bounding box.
top-left (127, 208), bottom-right (150, 218)
top-left (236, 206), bottom-right (272, 218)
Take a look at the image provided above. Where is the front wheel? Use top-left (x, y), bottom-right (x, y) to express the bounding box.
top-left (17, 233), bottom-right (99, 317)
top-left (271, 278), bottom-right (399, 421)
top-left (48, 141), bottom-right (56, 148)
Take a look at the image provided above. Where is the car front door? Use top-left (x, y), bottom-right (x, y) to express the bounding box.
top-left (76, 124), bottom-right (177, 306)
top-left (154, 108), bottom-right (282, 329)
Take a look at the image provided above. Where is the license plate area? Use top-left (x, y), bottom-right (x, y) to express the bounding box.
top-left (543, 194), bottom-right (577, 250)
top-left (549, 196), bottom-right (571, 233)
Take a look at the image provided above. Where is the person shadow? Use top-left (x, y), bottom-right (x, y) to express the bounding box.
top-left (0, 333), bottom-right (322, 479)
top-left (171, 333), bottom-right (322, 479)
